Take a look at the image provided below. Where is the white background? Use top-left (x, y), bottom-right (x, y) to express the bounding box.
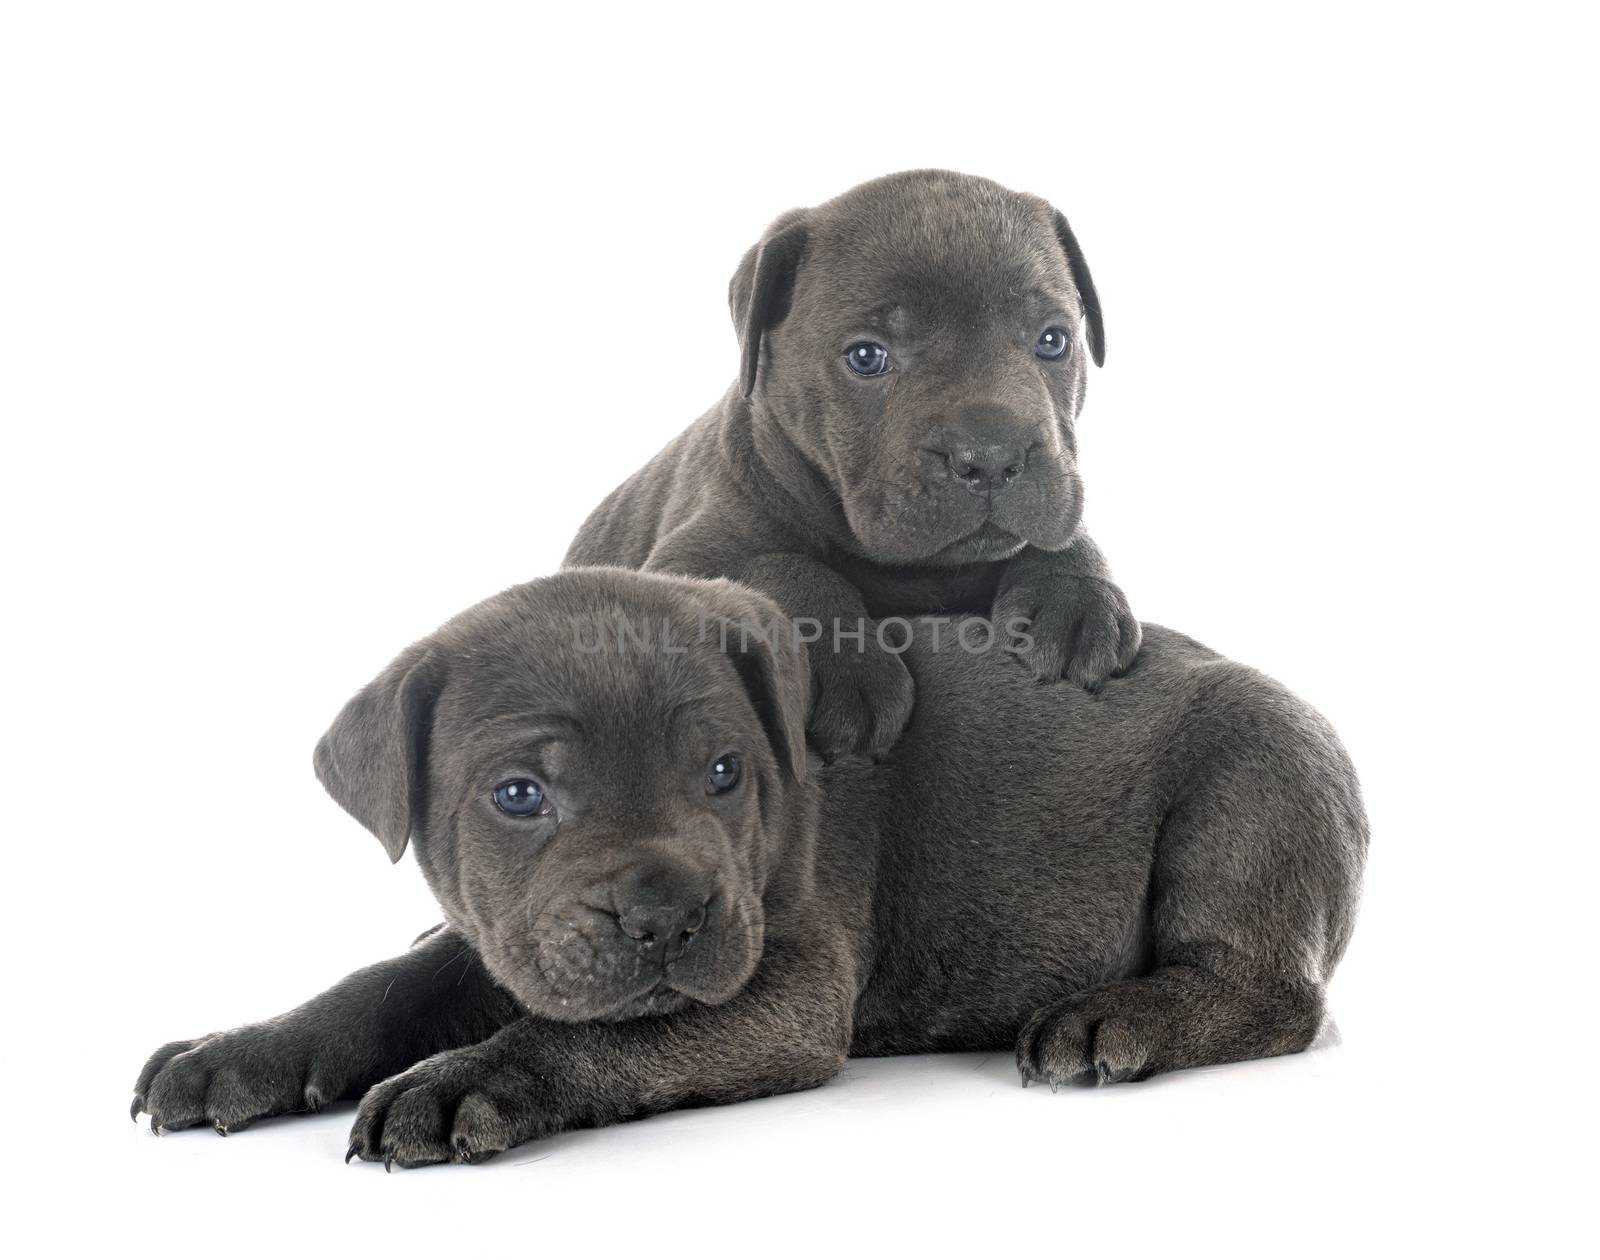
top-left (3, 2), bottom-right (1595, 1254)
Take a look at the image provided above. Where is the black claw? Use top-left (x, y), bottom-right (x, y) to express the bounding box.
top-left (344, 1143), bottom-right (360, 1165)
top-left (130, 1097), bottom-right (143, 1122)
top-left (213, 1122), bottom-right (228, 1136)
top-left (384, 1152), bottom-right (394, 1173)
top-left (150, 1116), bottom-right (162, 1135)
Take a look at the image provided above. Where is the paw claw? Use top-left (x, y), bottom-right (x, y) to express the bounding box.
top-left (350, 1049), bottom-right (543, 1168)
top-left (1017, 984), bottom-right (1158, 1091)
top-left (133, 1027), bottom-right (344, 1141)
top-left (345, 1143), bottom-right (360, 1165)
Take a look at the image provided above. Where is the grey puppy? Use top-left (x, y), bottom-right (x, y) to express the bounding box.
top-left (566, 170), bottom-right (1140, 759)
top-left (132, 569), bottom-right (1366, 1166)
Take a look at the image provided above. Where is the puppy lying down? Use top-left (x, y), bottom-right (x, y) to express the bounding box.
top-left (132, 569), bottom-right (1367, 1167)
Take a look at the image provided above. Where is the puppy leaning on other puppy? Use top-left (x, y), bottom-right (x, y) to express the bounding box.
top-left (566, 170), bottom-right (1140, 760)
top-left (131, 569), bottom-right (1367, 1167)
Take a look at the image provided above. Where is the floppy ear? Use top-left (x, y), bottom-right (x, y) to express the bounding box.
top-left (312, 643), bottom-right (445, 862)
top-left (729, 209), bottom-right (810, 398)
top-left (1051, 208), bottom-right (1106, 368)
top-left (698, 582), bottom-right (811, 785)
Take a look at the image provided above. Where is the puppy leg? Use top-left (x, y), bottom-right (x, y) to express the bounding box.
top-left (1016, 957), bottom-right (1324, 1086)
top-left (646, 529), bottom-right (915, 760)
top-left (736, 553), bottom-right (916, 759)
top-left (1019, 664), bottom-right (1367, 1084)
top-left (993, 536), bottom-right (1141, 691)
top-left (347, 939), bottom-right (856, 1167)
top-left (133, 926), bottom-right (521, 1134)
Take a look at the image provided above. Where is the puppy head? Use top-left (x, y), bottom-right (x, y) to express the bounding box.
top-left (313, 569), bottom-right (810, 1022)
top-left (731, 169), bottom-right (1104, 566)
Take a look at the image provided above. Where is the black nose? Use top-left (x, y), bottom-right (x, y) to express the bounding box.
top-left (616, 890), bottom-right (708, 966)
top-left (939, 433), bottom-right (1029, 494)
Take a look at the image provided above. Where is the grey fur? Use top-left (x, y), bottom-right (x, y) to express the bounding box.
top-left (565, 170), bottom-right (1140, 759)
top-left (131, 569), bottom-right (1366, 1166)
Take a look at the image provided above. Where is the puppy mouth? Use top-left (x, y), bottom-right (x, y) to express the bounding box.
top-left (841, 455), bottom-right (1081, 564)
top-left (904, 515), bottom-right (1028, 566)
top-left (625, 980), bottom-right (697, 1018)
top-left (950, 517), bottom-right (1023, 556)
top-left (491, 890), bottom-right (766, 1022)
top-left (511, 949), bottom-right (698, 1022)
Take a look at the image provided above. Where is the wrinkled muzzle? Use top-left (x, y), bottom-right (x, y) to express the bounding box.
top-left (476, 851), bottom-right (767, 1023)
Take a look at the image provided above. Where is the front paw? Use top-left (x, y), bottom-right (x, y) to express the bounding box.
top-left (347, 1048), bottom-right (541, 1169)
top-left (994, 572), bottom-right (1140, 691)
top-left (804, 627), bottom-right (915, 760)
top-left (131, 1025), bottom-right (341, 1134)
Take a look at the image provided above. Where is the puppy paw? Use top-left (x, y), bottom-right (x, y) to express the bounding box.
top-left (347, 1049), bottom-right (540, 1169)
top-left (1015, 985), bottom-right (1166, 1088)
top-left (994, 573), bottom-right (1140, 692)
top-left (132, 1025), bottom-right (343, 1134)
top-left (804, 631), bottom-right (915, 760)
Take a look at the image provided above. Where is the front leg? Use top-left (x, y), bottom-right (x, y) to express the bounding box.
top-left (131, 926), bottom-right (521, 1134)
top-left (648, 524), bottom-right (914, 759)
top-left (737, 552), bottom-right (916, 760)
top-left (993, 534), bottom-right (1141, 691)
top-left (347, 941), bottom-right (854, 1167)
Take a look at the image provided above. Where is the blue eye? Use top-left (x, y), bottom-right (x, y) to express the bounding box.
top-left (492, 779), bottom-right (546, 817)
top-left (1035, 326), bottom-right (1071, 361)
top-left (844, 342), bottom-right (890, 377)
top-left (707, 754), bottom-right (741, 794)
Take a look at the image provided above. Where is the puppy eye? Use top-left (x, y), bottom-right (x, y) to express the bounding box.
top-left (707, 753), bottom-right (742, 795)
top-left (492, 779), bottom-right (546, 817)
top-left (1035, 326), bottom-right (1071, 361)
top-left (844, 342), bottom-right (890, 377)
